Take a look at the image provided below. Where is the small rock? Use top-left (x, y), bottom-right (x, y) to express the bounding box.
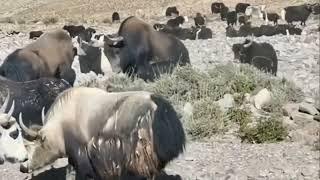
top-left (282, 103), bottom-right (299, 117)
top-left (183, 102), bottom-right (193, 118)
top-left (253, 88), bottom-right (272, 110)
top-left (289, 130), bottom-right (317, 145)
top-left (217, 94), bottom-right (235, 112)
top-left (299, 102), bottom-right (319, 115)
top-left (244, 93), bottom-right (251, 103)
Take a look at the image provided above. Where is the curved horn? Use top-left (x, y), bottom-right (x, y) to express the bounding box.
top-left (41, 107), bottom-right (45, 125)
top-left (5, 100), bottom-right (15, 121)
top-left (244, 37), bottom-right (253, 48)
top-left (19, 113), bottom-right (38, 138)
top-left (0, 91), bottom-right (10, 113)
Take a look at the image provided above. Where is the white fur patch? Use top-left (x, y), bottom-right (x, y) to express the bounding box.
top-left (281, 9), bottom-right (286, 20)
top-left (100, 48), bottom-right (113, 74)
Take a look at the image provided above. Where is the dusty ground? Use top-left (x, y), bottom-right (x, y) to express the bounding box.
top-left (0, 0), bottom-right (319, 180)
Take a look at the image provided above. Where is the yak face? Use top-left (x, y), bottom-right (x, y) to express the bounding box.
top-left (19, 113), bottom-right (61, 173)
top-left (232, 43), bottom-right (243, 60)
top-left (0, 94), bottom-right (28, 164)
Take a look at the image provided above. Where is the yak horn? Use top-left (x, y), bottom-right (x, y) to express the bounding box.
top-left (41, 107), bottom-right (46, 125)
top-left (19, 113), bottom-right (38, 138)
top-left (244, 37), bottom-right (253, 48)
top-left (5, 100), bottom-right (15, 121)
top-left (0, 91), bottom-right (10, 113)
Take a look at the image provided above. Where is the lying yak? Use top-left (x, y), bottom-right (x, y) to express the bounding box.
top-left (0, 76), bottom-right (71, 129)
top-left (0, 97), bottom-right (28, 164)
top-left (19, 87), bottom-right (186, 180)
top-left (0, 29), bottom-right (76, 85)
top-left (90, 16), bottom-right (190, 81)
top-left (232, 38), bottom-right (278, 75)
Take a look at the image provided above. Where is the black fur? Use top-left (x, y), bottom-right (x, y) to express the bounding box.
top-left (211, 2), bottom-right (226, 14)
top-left (235, 3), bottom-right (250, 13)
top-left (232, 40), bottom-right (278, 75)
top-left (112, 12), bottom-right (120, 22)
top-left (220, 6), bottom-right (229, 21)
top-left (194, 13), bottom-right (205, 27)
top-left (63, 25), bottom-right (85, 38)
top-left (78, 42), bottom-right (104, 75)
top-left (0, 76), bottom-right (71, 129)
top-left (165, 6), bottom-right (179, 16)
top-left (227, 11), bottom-right (237, 26)
top-left (29, 31), bottom-right (44, 39)
top-left (283, 4), bottom-right (313, 26)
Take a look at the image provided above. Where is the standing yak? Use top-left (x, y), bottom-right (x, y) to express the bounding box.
top-left (0, 29), bottom-right (76, 85)
top-left (19, 87), bottom-right (186, 180)
top-left (90, 16), bottom-right (190, 81)
top-left (281, 4), bottom-right (313, 26)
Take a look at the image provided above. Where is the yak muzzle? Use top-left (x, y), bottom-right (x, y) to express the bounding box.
top-left (20, 161), bottom-right (30, 173)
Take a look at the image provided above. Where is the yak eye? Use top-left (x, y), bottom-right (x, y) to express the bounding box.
top-left (0, 132), bottom-right (2, 137)
top-left (9, 129), bottom-right (19, 139)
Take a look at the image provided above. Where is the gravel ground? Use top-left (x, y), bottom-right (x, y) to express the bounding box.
top-left (0, 12), bottom-right (319, 180)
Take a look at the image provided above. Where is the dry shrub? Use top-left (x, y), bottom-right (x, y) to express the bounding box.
top-left (82, 63), bottom-right (301, 141)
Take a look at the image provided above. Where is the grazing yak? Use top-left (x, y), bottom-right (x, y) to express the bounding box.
top-left (0, 97), bottom-right (28, 164)
top-left (166, 6), bottom-right (179, 16)
top-left (19, 87), bottom-right (186, 180)
top-left (232, 39), bottom-right (278, 75)
top-left (0, 76), bottom-right (71, 129)
top-left (112, 12), bottom-right (120, 23)
top-left (77, 27), bottom-right (97, 42)
top-left (235, 3), bottom-right (251, 14)
top-left (194, 13), bottom-right (205, 27)
top-left (90, 16), bottom-right (190, 81)
top-left (154, 24), bottom-right (197, 40)
top-left (62, 25), bottom-right (85, 38)
top-left (227, 11), bottom-right (237, 26)
top-left (29, 31), bottom-right (44, 39)
top-left (195, 26), bottom-right (213, 39)
top-left (0, 29), bottom-right (76, 85)
top-left (262, 12), bottom-right (280, 25)
top-left (281, 4), bottom-right (313, 26)
top-left (211, 2), bottom-right (226, 14)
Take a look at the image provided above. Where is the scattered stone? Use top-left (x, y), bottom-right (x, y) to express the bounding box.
top-left (253, 88), bottom-right (272, 110)
top-left (299, 102), bottom-right (319, 115)
top-left (289, 129), bottom-right (317, 145)
top-left (183, 102), bottom-right (193, 118)
top-left (217, 94), bottom-right (234, 112)
top-left (282, 103), bottom-right (299, 117)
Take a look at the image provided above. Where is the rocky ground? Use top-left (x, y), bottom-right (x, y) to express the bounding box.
top-left (0, 4), bottom-right (319, 180)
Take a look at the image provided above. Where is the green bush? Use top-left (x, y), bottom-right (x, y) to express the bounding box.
top-left (239, 116), bottom-right (288, 143)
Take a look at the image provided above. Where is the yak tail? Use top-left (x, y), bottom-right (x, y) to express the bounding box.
top-left (150, 94), bottom-right (186, 167)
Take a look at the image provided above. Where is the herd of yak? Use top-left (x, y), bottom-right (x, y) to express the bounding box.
top-left (0, 1), bottom-right (319, 180)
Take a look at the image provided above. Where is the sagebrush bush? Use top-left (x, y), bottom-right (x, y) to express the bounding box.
top-left (239, 116), bottom-right (288, 143)
top-left (82, 63), bottom-right (301, 141)
top-left (43, 17), bottom-right (59, 25)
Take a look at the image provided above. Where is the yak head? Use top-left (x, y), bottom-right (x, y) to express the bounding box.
top-left (0, 92), bottom-right (28, 164)
top-left (19, 108), bottom-right (62, 173)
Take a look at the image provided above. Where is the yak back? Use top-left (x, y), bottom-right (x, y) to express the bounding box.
top-left (23, 29), bottom-right (74, 76)
top-left (0, 49), bottom-right (47, 82)
top-left (0, 76), bottom-right (71, 127)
